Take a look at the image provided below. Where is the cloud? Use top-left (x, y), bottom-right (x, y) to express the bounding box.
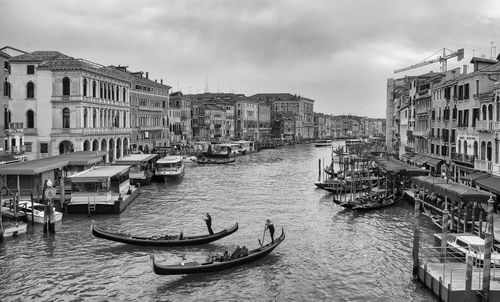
top-left (1, 0), bottom-right (500, 118)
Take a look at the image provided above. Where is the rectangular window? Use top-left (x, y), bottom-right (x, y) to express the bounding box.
top-left (25, 142), bottom-right (32, 152)
top-left (464, 83), bottom-right (469, 99)
top-left (27, 65), bottom-right (35, 74)
top-left (476, 80), bottom-right (479, 95)
top-left (40, 143), bottom-right (48, 154)
top-left (458, 85), bottom-right (464, 100)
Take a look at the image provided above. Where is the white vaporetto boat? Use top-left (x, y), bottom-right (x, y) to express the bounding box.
top-left (155, 155), bottom-right (185, 179)
top-left (433, 232), bottom-right (500, 266)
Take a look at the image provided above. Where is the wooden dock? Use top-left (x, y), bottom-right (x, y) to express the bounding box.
top-left (418, 261), bottom-right (500, 302)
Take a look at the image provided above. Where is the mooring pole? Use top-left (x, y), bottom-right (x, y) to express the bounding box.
top-left (412, 195), bottom-right (421, 278)
top-left (481, 196), bottom-right (495, 302)
top-left (318, 159), bottom-right (321, 182)
top-left (441, 207), bottom-right (449, 261)
top-left (464, 205), bottom-right (469, 233)
top-left (449, 199), bottom-right (455, 232)
top-left (471, 203), bottom-right (476, 235)
top-left (465, 254), bottom-right (473, 302)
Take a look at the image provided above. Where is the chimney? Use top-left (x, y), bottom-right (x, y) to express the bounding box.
top-left (155, 79), bottom-right (157, 83)
top-left (161, 79), bottom-right (163, 84)
top-left (463, 65), bottom-right (468, 75)
top-left (146, 72), bottom-right (149, 79)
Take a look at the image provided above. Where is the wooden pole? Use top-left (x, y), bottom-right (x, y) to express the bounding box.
top-left (318, 159), bottom-right (321, 182)
top-left (465, 254), bottom-right (473, 302)
top-left (479, 209), bottom-right (484, 238)
top-left (457, 202), bottom-right (463, 233)
top-left (0, 179), bottom-right (3, 242)
top-left (471, 203), bottom-right (476, 235)
top-left (412, 194), bottom-right (421, 278)
top-left (441, 208), bottom-right (449, 261)
top-left (481, 196), bottom-right (495, 302)
top-left (30, 193), bottom-right (34, 225)
top-left (464, 205), bottom-right (469, 233)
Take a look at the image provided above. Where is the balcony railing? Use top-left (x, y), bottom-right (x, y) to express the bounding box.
top-left (475, 120), bottom-right (500, 131)
top-left (412, 130), bottom-right (428, 137)
top-left (451, 153), bottom-right (476, 165)
top-left (52, 127), bottom-right (132, 136)
top-left (474, 159), bottom-right (493, 172)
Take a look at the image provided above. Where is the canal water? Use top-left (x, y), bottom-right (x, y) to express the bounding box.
top-left (0, 142), bottom-right (439, 301)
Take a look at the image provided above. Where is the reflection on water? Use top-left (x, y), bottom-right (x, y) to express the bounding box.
top-left (0, 142), bottom-right (437, 301)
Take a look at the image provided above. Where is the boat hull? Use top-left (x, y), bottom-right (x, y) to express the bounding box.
top-left (152, 228), bottom-right (285, 275)
top-left (92, 223), bottom-right (238, 246)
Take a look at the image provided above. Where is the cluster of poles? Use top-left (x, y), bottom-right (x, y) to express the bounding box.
top-left (412, 189), bottom-right (496, 301)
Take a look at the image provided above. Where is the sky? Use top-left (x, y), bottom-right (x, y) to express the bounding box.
top-left (2, 0), bottom-right (500, 118)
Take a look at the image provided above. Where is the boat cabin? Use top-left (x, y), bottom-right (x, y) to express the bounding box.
top-left (155, 156), bottom-right (185, 178)
top-left (210, 143), bottom-right (240, 157)
top-left (114, 154), bottom-right (158, 185)
top-left (67, 165), bottom-right (131, 213)
top-left (234, 140), bottom-right (256, 154)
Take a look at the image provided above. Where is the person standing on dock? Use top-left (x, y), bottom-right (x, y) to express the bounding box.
top-left (265, 219), bottom-right (275, 243)
top-left (204, 213), bottom-right (214, 235)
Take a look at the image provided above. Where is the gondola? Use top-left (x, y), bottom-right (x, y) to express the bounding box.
top-left (152, 227), bottom-right (285, 275)
top-left (91, 223), bottom-right (238, 246)
top-left (351, 192), bottom-right (405, 211)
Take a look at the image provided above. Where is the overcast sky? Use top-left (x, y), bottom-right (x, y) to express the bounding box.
top-left (2, 0), bottom-right (500, 118)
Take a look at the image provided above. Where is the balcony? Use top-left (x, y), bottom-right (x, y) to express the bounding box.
top-left (451, 152), bottom-right (476, 165)
top-left (474, 159), bottom-right (493, 172)
top-left (412, 130), bottom-right (428, 137)
top-left (475, 120), bottom-right (500, 132)
top-left (10, 146), bottom-right (26, 154)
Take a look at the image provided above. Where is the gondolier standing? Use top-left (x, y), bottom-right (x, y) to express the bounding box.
top-left (265, 219), bottom-right (275, 243)
top-left (204, 213), bottom-right (214, 235)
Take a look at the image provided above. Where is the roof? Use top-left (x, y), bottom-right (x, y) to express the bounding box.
top-left (115, 154), bottom-right (158, 164)
top-left (0, 151), bottom-right (105, 175)
top-left (157, 156), bottom-right (183, 164)
top-left (425, 156), bottom-right (444, 168)
top-left (68, 165), bottom-right (130, 180)
top-left (475, 175), bottom-right (500, 195)
top-left (373, 157), bottom-right (428, 176)
top-left (461, 171), bottom-right (490, 182)
top-left (412, 176), bottom-right (491, 203)
top-left (10, 51), bottom-right (70, 63)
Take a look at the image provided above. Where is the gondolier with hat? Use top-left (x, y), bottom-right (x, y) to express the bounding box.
top-left (264, 219), bottom-right (275, 244)
top-left (204, 213), bottom-right (214, 235)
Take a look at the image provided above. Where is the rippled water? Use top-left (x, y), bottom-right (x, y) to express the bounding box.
top-left (0, 142), bottom-right (439, 301)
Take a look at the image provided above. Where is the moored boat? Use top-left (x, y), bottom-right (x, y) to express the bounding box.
top-left (433, 232), bottom-right (500, 265)
top-left (1, 220), bottom-right (27, 239)
top-left (18, 201), bottom-right (63, 224)
top-left (155, 155), bottom-right (185, 179)
top-left (350, 191), bottom-right (405, 211)
top-left (114, 154), bottom-right (159, 185)
top-left (152, 227), bottom-right (285, 275)
top-left (92, 223), bottom-right (239, 246)
top-left (196, 156), bottom-right (236, 165)
top-left (314, 139), bottom-right (333, 147)
top-left (66, 165), bottom-right (138, 214)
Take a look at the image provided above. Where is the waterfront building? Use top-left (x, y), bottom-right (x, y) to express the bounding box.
top-left (313, 112), bottom-right (329, 139)
top-left (207, 104), bottom-right (227, 139)
top-left (257, 101), bottom-right (271, 142)
top-left (112, 66), bottom-right (171, 152)
top-left (7, 51), bottom-right (132, 162)
top-left (249, 93), bottom-right (315, 141)
top-left (234, 96), bottom-right (259, 140)
top-left (191, 103), bottom-right (210, 140)
top-left (1, 46), bottom-right (27, 155)
top-left (363, 118), bottom-right (385, 138)
top-left (169, 91), bottom-right (192, 146)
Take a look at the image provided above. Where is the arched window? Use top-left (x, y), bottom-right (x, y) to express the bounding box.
top-left (123, 113), bottom-right (126, 128)
top-left (93, 109), bottom-right (97, 128)
top-left (123, 88), bottom-right (126, 103)
top-left (116, 87), bottom-right (120, 102)
top-left (62, 108), bottom-right (70, 128)
top-left (3, 108), bottom-right (8, 129)
top-left (111, 85), bottom-right (115, 100)
top-left (487, 141), bottom-right (492, 161)
top-left (83, 108), bottom-right (88, 128)
top-left (100, 83), bottom-right (103, 98)
top-left (26, 82), bottom-right (35, 99)
top-left (83, 79), bottom-right (88, 97)
top-left (452, 105), bottom-right (457, 120)
top-left (481, 141), bottom-right (486, 160)
top-left (62, 77), bottom-right (70, 96)
top-left (488, 104), bottom-right (493, 120)
top-left (26, 110), bottom-right (34, 128)
top-left (3, 78), bottom-right (10, 97)
top-left (92, 80), bottom-right (96, 97)
top-left (463, 140), bottom-right (468, 155)
top-left (458, 140), bottom-right (461, 154)
top-left (482, 105), bottom-right (487, 120)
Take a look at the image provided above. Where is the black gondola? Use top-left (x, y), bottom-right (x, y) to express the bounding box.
top-left (152, 227), bottom-right (285, 275)
top-left (350, 192), bottom-right (405, 211)
top-left (91, 223), bottom-right (238, 246)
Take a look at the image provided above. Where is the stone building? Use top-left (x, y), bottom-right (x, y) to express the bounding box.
top-left (8, 51), bottom-right (131, 162)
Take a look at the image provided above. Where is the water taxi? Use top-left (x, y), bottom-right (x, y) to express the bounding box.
top-left (66, 165), bottom-right (137, 214)
top-left (114, 154), bottom-right (159, 185)
top-left (209, 143), bottom-right (240, 157)
top-left (18, 201), bottom-right (63, 224)
top-left (433, 233), bottom-right (500, 266)
top-left (155, 155), bottom-right (185, 180)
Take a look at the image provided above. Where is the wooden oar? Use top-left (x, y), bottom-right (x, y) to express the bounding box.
top-left (259, 227), bottom-right (266, 246)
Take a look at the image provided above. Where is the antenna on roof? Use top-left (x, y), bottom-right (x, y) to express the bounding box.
top-left (204, 74), bottom-right (209, 93)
